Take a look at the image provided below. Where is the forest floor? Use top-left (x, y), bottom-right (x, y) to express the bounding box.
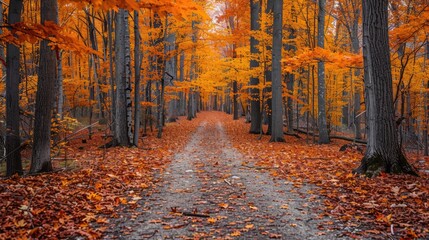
top-left (0, 112), bottom-right (428, 239)
top-left (104, 116), bottom-right (345, 239)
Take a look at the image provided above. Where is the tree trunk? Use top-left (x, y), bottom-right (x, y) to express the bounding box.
top-left (30, 0), bottom-right (58, 173)
top-left (86, 10), bottom-right (105, 120)
top-left (270, 0), bottom-right (285, 142)
top-left (165, 25), bottom-right (177, 122)
top-left (354, 0), bottom-right (417, 177)
top-left (351, 9), bottom-right (362, 140)
top-left (5, 0), bottom-right (24, 176)
top-left (265, 0), bottom-right (273, 135)
top-left (179, 51), bottom-right (186, 116)
top-left (232, 80), bottom-right (239, 120)
top-left (108, 11), bottom-right (116, 129)
top-left (317, 0), bottom-right (330, 144)
top-left (57, 51), bottom-right (64, 119)
top-left (424, 37), bottom-right (429, 156)
top-left (114, 9), bottom-right (131, 146)
top-left (187, 19), bottom-right (198, 120)
top-left (124, 10), bottom-right (132, 144)
top-left (133, 8), bottom-right (141, 146)
top-left (0, 2), bottom-right (4, 161)
top-left (285, 6), bottom-right (297, 134)
top-left (228, 16), bottom-right (239, 120)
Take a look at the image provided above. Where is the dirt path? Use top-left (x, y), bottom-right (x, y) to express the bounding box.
top-left (105, 119), bottom-right (347, 239)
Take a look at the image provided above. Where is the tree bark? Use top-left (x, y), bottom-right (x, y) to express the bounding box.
top-left (270, 0), bottom-right (285, 142)
top-left (424, 37), bottom-right (429, 156)
top-left (354, 0), bottom-right (417, 177)
top-left (133, 8), bottom-right (141, 146)
top-left (179, 51), bottom-right (186, 116)
top-left (57, 51), bottom-right (64, 119)
top-left (285, 6), bottom-right (297, 134)
top-left (351, 7), bottom-right (362, 140)
top-left (265, 0), bottom-right (273, 135)
top-left (165, 26), bottom-right (177, 122)
top-left (249, 0), bottom-right (262, 134)
top-left (30, 0), bottom-right (58, 173)
top-left (114, 9), bottom-right (131, 146)
top-left (5, 0), bottom-right (24, 176)
top-left (317, 0), bottom-right (330, 144)
top-left (187, 19), bottom-right (198, 120)
top-left (108, 11), bottom-right (116, 129)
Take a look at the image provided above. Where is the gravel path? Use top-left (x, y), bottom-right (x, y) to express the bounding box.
top-left (105, 120), bottom-right (346, 239)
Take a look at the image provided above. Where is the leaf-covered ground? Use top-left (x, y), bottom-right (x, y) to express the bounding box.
top-left (105, 114), bottom-right (345, 239)
top-left (0, 116), bottom-right (202, 239)
top-left (224, 114), bottom-right (429, 239)
top-left (1, 111), bottom-right (428, 239)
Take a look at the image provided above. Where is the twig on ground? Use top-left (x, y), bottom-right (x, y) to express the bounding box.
top-left (224, 179), bottom-right (232, 186)
top-left (182, 212), bottom-right (210, 218)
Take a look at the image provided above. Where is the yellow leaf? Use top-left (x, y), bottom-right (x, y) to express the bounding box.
top-left (245, 224), bottom-right (254, 229)
top-left (218, 203), bottom-right (229, 209)
top-left (249, 206), bottom-right (258, 211)
top-left (207, 217), bottom-right (217, 224)
top-left (96, 217), bottom-right (109, 224)
top-left (280, 204), bottom-right (289, 209)
top-left (231, 230), bottom-right (241, 236)
top-left (15, 219), bottom-right (26, 228)
top-left (87, 192), bottom-right (102, 202)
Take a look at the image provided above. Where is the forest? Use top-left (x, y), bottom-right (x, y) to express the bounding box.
top-left (0, 0), bottom-right (428, 239)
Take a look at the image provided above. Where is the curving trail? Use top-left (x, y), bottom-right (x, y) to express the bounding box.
top-left (105, 119), bottom-right (346, 239)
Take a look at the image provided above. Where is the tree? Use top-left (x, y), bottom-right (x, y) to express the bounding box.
top-left (133, 7), bottom-right (142, 146)
top-left (317, 0), bottom-right (329, 144)
top-left (249, 0), bottom-right (262, 134)
top-left (269, 0), bottom-right (284, 142)
top-left (114, 9), bottom-right (132, 146)
top-left (30, 0), bottom-right (58, 173)
top-left (5, 0), bottom-right (24, 176)
top-left (264, 0), bottom-right (273, 135)
top-left (354, 0), bottom-right (417, 177)
top-left (285, 5), bottom-right (297, 135)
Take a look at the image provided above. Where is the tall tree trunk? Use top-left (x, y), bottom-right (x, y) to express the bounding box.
top-left (30, 0), bottom-right (58, 173)
top-left (228, 15), bottom-right (239, 120)
top-left (124, 11), bottom-right (133, 143)
top-left (270, 0), bottom-right (284, 142)
top-left (86, 10), bottom-right (105, 120)
top-left (249, 0), bottom-right (262, 134)
top-left (179, 51), bottom-right (186, 116)
top-left (114, 9), bottom-right (131, 146)
top-left (57, 51), bottom-right (64, 119)
top-left (165, 23), bottom-right (177, 122)
top-left (285, 6), bottom-right (297, 134)
top-left (354, 0), bottom-right (417, 177)
top-left (5, 0), bottom-right (24, 176)
top-left (187, 19), bottom-right (198, 120)
top-left (108, 11), bottom-right (116, 129)
top-left (351, 8), bottom-right (362, 140)
top-left (133, 8), bottom-right (141, 146)
top-left (157, 17), bottom-right (168, 138)
top-left (317, 0), bottom-right (330, 144)
top-left (424, 37), bottom-right (429, 156)
top-left (265, 0), bottom-right (273, 135)
top-left (232, 79), bottom-right (239, 120)
top-left (0, 2), bottom-right (5, 160)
